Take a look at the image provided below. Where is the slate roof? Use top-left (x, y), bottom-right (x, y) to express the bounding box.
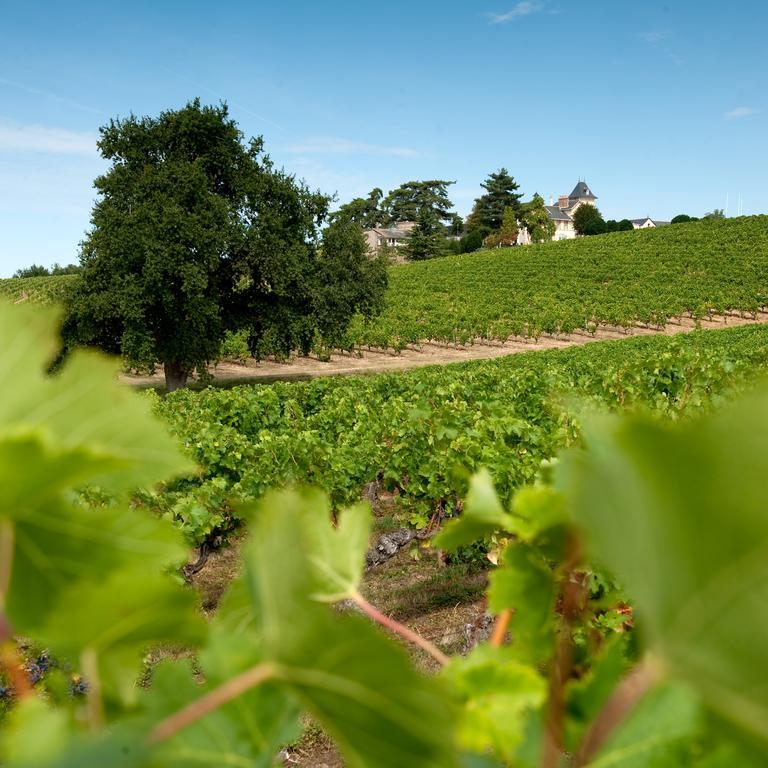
top-left (631, 218), bottom-right (671, 227)
top-left (372, 228), bottom-right (409, 239)
top-left (546, 206), bottom-right (572, 221)
top-left (569, 181), bottom-right (597, 200)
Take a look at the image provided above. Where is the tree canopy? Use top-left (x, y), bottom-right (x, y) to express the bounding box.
top-left (63, 99), bottom-right (387, 391)
top-left (671, 214), bottom-right (700, 224)
top-left (483, 207), bottom-right (519, 248)
top-left (404, 209), bottom-right (447, 261)
top-left (520, 193), bottom-right (555, 244)
top-left (381, 180), bottom-right (455, 226)
top-left (605, 218), bottom-right (634, 232)
top-left (467, 168), bottom-right (523, 232)
top-left (572, 203), bottom-right (607, 236)
top-left (331, 188), bottom-right (384, 228)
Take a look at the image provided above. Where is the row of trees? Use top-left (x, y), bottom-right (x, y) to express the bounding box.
top-left (13, 262), bottom-right (81, 278)
top-left (333, 168), bottom-right (560, 259)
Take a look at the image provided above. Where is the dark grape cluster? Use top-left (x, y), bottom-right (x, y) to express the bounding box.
top-left (70, 675), bottom-right (88, 697)
top-left (0, 684), bottom-right (11, 700)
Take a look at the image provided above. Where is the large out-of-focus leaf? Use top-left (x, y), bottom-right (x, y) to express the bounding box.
top-left (558, 391), bottom-right (768, 744)
top-left (487, 543), bottom-right (556, 663)
top-left (0, 698), bottom-right (147, 768)
top-left (298, 491), bottom-right (371, 602)
top-left (0, 303), bottom-right (201, 699)
top-left (442, 645), bottom-right (546, 762)
top-left (142, 660), bottom-right (299, 768)
top-left (585, 683), bottom-right (701, 768)
top-left (0, 304), bottom-right (194, 495)
top-left (433, 469), bottom-right (513, 551)
top-left (222, 488), bottom-right (459, 768)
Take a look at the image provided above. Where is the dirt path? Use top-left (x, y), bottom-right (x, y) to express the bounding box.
top-left (123, 312), bottom-right (768, 389)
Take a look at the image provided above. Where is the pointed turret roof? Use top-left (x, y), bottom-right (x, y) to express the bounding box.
top-left (569, 181), bottom-right (596, 201)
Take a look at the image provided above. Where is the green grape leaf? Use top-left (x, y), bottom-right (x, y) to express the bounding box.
top-left (40, 563), bottom-right (205, 703)
top-left (442, 645), bottom-right (546, 762)
top-left (506, 484), bottom-right (568, 543)
top-left (0, 303), bottom-right (194, 497)
top-left (433, 469), bottom-right (513, 551)
top-left (224, 488), bottom-right (459, 768)
top-left (8, 495), bottom-right (188, 636)
top-left (0, 698), bottom-right (147, 768)
top-left (585, 683), bottom-right (701, 768)
top-left (299, 492), bottom-right (372, 602)
top-left (558, 392), bottom-right (768, 745)
top-left (486, 543), bottom-right (556, 662)
top-left (143, 660), bottom-right (299, 768)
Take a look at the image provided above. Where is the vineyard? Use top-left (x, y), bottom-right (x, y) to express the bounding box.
top-left (0, 274), bottom-right (78, 305)
top-left (153, 322), bottom-right (768, 545)
top-left (348, 216), bottom-right (768, 348)
top-left (4, 301), bottom-right (768, 768)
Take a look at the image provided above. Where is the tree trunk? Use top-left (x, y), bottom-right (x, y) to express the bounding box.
top-left (164, 361), bottom-right (189, 392)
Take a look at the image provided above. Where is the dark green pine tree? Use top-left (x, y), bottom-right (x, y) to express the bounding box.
top-left (468, 168), bottom-right (523, 231)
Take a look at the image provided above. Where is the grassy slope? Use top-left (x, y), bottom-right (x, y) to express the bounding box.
top-left (349, 216), bottom-right (768, 346)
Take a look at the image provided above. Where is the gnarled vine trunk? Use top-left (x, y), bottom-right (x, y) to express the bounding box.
top-left (164, 361), bottom-right (189, 392)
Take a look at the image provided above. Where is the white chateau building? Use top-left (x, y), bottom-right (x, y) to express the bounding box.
top-left (519, 181), bottom-right (669, 243)
top-left (545, 180), bottom-right (597, 240)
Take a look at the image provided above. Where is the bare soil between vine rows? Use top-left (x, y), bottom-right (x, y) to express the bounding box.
top-left (123, 312), bottom-right (768, 389)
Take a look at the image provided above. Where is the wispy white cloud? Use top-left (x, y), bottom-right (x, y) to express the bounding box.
top-left (284, 137), bottom-right (420, 158)
top-left (486, 2), bottom-right (543, 24)
top-left (0, 120), bottom-right (97, 155)
top-left (0, 76), bottom-right (105, 116)
top-left (725, 106), bottom-right (758, 120)
top-left (639, 30), bottom-right (670, 44)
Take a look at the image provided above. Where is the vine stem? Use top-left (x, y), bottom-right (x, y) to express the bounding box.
top-left (573, 658), bottom-right (661, 767)
top-left (490, 609), bottom-right (511, 647)
top-left (0, 519), bottom-right (14, 612)
top-left (351, 592), bottom-right (449, 667)
top-left (149, 662), bottom-right (275, 744)
top-left (81, 647), bottom-right (104, 731)
top-left (542, 533), bottom-right (585, 768)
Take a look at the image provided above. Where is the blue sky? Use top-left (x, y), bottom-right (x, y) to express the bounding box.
top-left (0, 0), bottom-right (766, 276)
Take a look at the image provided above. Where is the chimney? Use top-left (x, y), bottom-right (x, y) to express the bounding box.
top-left (558, 195), bottom-right (569, 209)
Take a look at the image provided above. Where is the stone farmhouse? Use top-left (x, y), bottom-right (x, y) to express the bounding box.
top-left (363, 221), bottom-right (415, 254)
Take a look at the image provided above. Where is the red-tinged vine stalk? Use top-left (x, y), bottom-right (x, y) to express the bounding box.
top-left (351, 592), bottom-right (449, 666)
top-left (0, 520), bottom-right (31, 700)
top-left (149, 662), bottom-right (275, 744)
top-left (542, 533), bottom-right (586, 768)
top-left (490, 609), bottom-right (511, 648)
top-left (573, 657), bottom-right (662, 767)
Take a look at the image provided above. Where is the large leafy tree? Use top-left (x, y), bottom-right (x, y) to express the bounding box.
top-left (331, 187), bottom-right (384, 228)
top-left (63, 100), bottom-right (386, 391)
top-left (483, 207), bottom-right (519, 248)
top-left (520, 193), bottom-right (555, 243)
top-left (381, 180), bottom-right (455, 226)
top-left (572, 203), bottom-right (607, 236)
top-left (404, 209), bottom-right (447, 261)
top-left (468, 168), bottom-right (523, 232)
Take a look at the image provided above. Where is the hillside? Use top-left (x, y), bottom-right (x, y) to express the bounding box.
top-left (0, 273), bottom-right (78, 304)
top-left (349, 216), bottom-right (768, 348)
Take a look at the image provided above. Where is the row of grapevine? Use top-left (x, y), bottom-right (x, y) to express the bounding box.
top-left (0, 274), bottom-right (78, 305)
top-left (153, 322), bottom-right (768, 544)
top-left (347, 216), bottom-right (768, 348)
top-left (4, 302), bottom-right (768, 767)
